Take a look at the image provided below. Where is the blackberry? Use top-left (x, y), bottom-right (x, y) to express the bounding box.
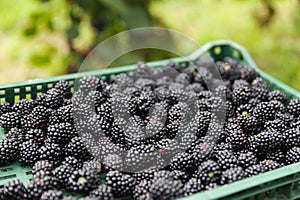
top-left (19, 140), bottom-right (39, 166)
top-left (283, 127), bottom-right (300, 149)
top-left (248, 131), bottom-right (282, 155)
top-left (214, 85), bottom-right (232, 100)
top-left (153, 170), bottom-right (174, 180)
top-left (132, 168), bottom-right (156, 182)
top-left (12, 99), bottom-right (37, 116)
top-left (44, 88), bottom-right (64, 109)
top-left (0, 112), bottom-right (20, 130)
top-left (186, 83), bottom-right (204, 93)
top-left (134, 62), bottom-right (153, 79)
top-left (169, 152), bottom-right (194, 172)
top-left (41, 189), bottom-right (64, 200)
top-left (192, 139), bottom-right (215, 165)
top-left (252, 77), bottom-right (269, 90)
top-left (259, 160), bottom-right (282, 172)
top-left (237, 115), bottom-right (258, 134)
top-left (237, 151), bottom-right (257, 168)
top-left (266, 150), bottom-right (285, 163)
top-left (31, 106), bottom-right (51, 129)
top-left (54, 80), bottom-right (72, 99)
top-left (165, 61), bottom-right (182, 73)
top-left (125, 144), bottom-right (163, 172)
top-left (89, 185), bottom-right (114, 200)
top-left (225, 129), bottom-right (248, 150)
top-left (5, 128), bottom-right (26, 148)
top-left (183, 178), bottom-right (202, 196)
top-left (47, 123), bottom-right (76, 145)
top-left (38, 142), bottom-right (62, 163)
top-left (214, 150), bottom-right (239, 171)
top-left (129, 90), bottom-right (156, 117)
top-left (25, 129), bottom-right (45, 146)
top-left (105, 170), bottom-right (136, 196)
top-left (56, 105), bottom-right (74, 124)
top-left (220, 167), bottom-right (245, 185)
top-left (67, 169), bottom-right (101, 194)
top-left (53, 164), bottom-right (74, 185)
top-left (82, 159), bottom-right (102, 173)
top-left (251, 87), bottom-right (269, 101)
top-left (145, 116), bottom-right (166, 140)
top-left (26, 175), bottom-right (59, 200)
top-left (2, 179), bottom-right (27, 199)
top-left (193, 160), bottom-right (221, 184)
top-left (0, 102), bottom-right (12, 116)
top-left (286, 147), bottom-right (300, 165)
top-left (156, 139), bottom-right (181, 163)
top-left (173, 170), bottom-right (189, 184)
top-left (268, 90), bottom-right (287, 104)
top-left (253, 101), bottom-right (285, 125)
top-left (62, 156), bottom-right (83, 169)
top-left (133, 180), bottom-right (152, 199)
top-left (32, 160), bottom-right (54, 177)
top-left (232, 80), bottom-right (250, 89)
top-left (264, 119), bottom-right (288, 133)
top-left (65, 136), bottom-right (91, 161)
top-left (149, 178), bottom-right (184, 200)
top-left (245, 164), bottom-right (264, 177)
top-left (239, 67), bottom-right (259, 83)
top-left (288, 99), bottom-right (300, 117)
top-left (189, 111), bottom-right (211, 138)
top-left (103, 154), bottom-right (124, 171)
top-left (79, 76), bottom-right (106, 93)
top-left (232, 86), bottom-right (251, 107)
top-left (0, 139), bottom-right (18, 165)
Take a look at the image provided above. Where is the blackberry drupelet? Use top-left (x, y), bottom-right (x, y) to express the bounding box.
top-left (286, 147), bottom-right (300, 165)
top-left (105, 170), bottom-right (136, 196)
top-left (0, 112), bottom-right (20, 130)
top-left (0, 139), bottom-right (18, 165)
top-left (41, 189), bottom-right (64, 200)
top-left (89, 185), bottom-right (114, 200)
top-left (2, 179), bottom-right (27, 199)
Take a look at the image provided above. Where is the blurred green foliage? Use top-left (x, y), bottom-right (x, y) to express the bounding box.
top-left (0, 0), bottom-right (299, 91)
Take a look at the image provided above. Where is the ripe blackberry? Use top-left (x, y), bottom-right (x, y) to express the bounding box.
top-left (165, 61), bottom-right (182, 73)
top-left (286, 147), bottom-right (300, 165)
top-left (214, 150), bottom-right (239, 171)
top-left (245, 164), bottom-right (264, 177)
top-left (103, 153), bottom-right (124, 171)
top-left (26, 175), bottom-right (59, 200)
top-left (105, 170), bottom-right (136, 196)
top-left (259, 160), bottom-right (282, 172)
top-left (133, 180), bottom-right (152, 199)
top-left (5, 128), bottom-right (26, 148)
top-left (220, 167), bottom-right (245, 185)
top-left (186, 83), bottom-right (204, 93)
top-left (288, 99), bottom-right (300, 117)
top-left (193, 160), bottom-right (221, 184)
top-left (53, 164), bottom-right (74, 185)
top-left (225, 129), bottom-right (248, 150)
top-left (20, 114), bottom-right (35, 130)
top-left (31, 106), bottom-right (51, 129)
top-left (266, 150), bottom-right (285, 163)
top-left (168, 102), bottom-right (192, 123)
top-left (239, 67), bottom-right (259, 83)
top-left (253, 101), bottom-right (285, 125)
top-left (47, 123), bottom-right (77, 145)
top-left (264, 119), bottom-right (288, 133)
top-left (32, 160), bottom-right (54, 177)
top-left (38, 142), bottom-right (62, 163)
top-left (144, 116), bottom-right (166, 140)
top-left (237, 115), bottom-right (258, 134)
top-left (149, 178), bottom-right (184, 200)
top-left (237, 151), bottom-right (257, 168)
top-left (0, 102), bottom-right (12, 116)
top-left (43, 88), bottom-right (64, 109)
top-left (232, 86), bottom-right (251, 107)
top-left (54, 80), bottom-right (72, 99)
top-left (251, 87), bottom-right (269, 101)
top-left (62, 156), bottom-right (83, 169)
top-left (65, 136), bottom-right (91, 161)
top-left (41, 189), bottom-right (64, 200)
top-left (19, 139), bottom-right (39, 166)
top-left (183, 178), bottom-right (202, 196)
top-left (283, 128), bottom-right (300, 149)
top-left (232, 80), bottom-right (250, 89)
top-left (248, 131), bottom-right (282, 155)
top-left (12, 99), bottom-right (37, 116)
top-left (268, 90), bottom-right (287, 104)
top-left (192, 139), bottom-right (215, 165)
top-left (67, 169), bottom-right (101, 194)
top-left (169, 152), bottom-right (194, 172)
top-left (125, 144), bottom-right (163, 172)
top-left (25, 129), bottom-right (45, 146)
top-left (134, 62), bottom-right (153, 79)
top-left (89, 185), bottom-right (114, 200)
top-left (156, 139), bottom-right (181, 164)
top-left (252, 77), bottom-right (269, 90)
top-left (1, 179), bottom-right (27, 199)
top-left (153, 170), bottom-right (175, 180)
top-left (56, 105), bottom-right (74, 124)
top-left (189, 111), bottom-right (211, 138)
top-left (0, 139), bottom-right (18, 165)
top-left (132, 168), bottom-right (156, 182)
top-left (0, 112), bottom-right (20, 130)
top-left (79, 76), bottom-right (106, 93)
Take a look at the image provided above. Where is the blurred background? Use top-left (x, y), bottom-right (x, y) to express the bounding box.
top-left (0, 0), bottom-right (299, 90)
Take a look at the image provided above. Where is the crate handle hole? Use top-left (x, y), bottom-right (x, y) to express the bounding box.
top-left (214, 47), bottom-right (222, 55)
top-left (233, 50), bottom-right (239, 58)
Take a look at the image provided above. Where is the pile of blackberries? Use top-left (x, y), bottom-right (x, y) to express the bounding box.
top-left (0, 57), bottom-right (299, 200)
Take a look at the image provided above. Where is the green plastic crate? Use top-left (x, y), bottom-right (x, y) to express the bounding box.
top-left (0, 40), bottom-right (300, 199)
